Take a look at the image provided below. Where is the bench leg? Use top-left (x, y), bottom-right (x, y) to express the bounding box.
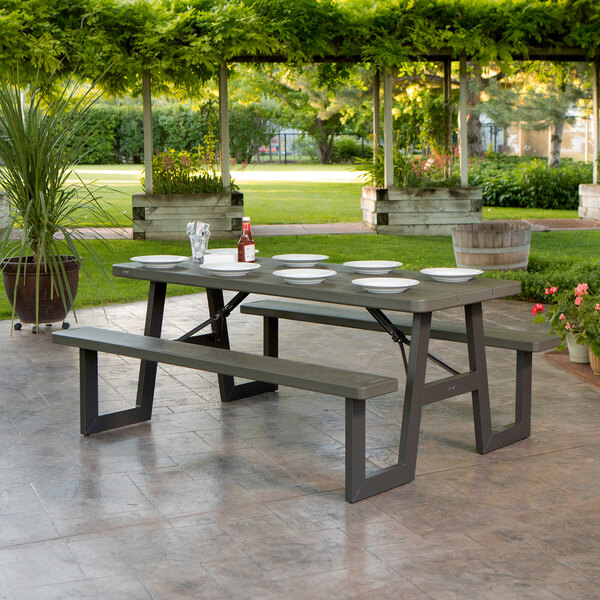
top-left (345, 312), bottom-right (431, 502)
top-left (80, 348), bottom-right (155, 436)
top-left (80, 281), bottom-right (167, 435)
top-left (480, 350), bottom-right (532, 453)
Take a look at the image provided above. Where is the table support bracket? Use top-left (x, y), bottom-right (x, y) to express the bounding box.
top-left (366, 307), bottom-right (459, 375)
top-left (177, 291), bottom-right (249, 343)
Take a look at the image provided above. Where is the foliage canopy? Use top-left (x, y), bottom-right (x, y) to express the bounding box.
top-left (1, 0), bottom-right (598, 94)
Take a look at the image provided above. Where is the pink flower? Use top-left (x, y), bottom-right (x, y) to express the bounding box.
top-left (575, 283), bottom-right (589, 296)
top-left (544, 287), bottom-right (558, 295)
top-left (566, 323), bottom-right (571, 330)
top-left (559, 313), bottom-right (565, 320)
top-left (575, 296), bottom-right (582, 306)
top-left (596, 304), bottom-right (600, 310)
top-left (531, 303), bottom-right (544, 316)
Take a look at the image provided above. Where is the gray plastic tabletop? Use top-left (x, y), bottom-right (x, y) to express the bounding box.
top-left (113, 257), bottom-right (521, 313)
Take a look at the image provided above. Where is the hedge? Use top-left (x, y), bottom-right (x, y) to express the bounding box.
top-left (469, 155), bottom-right (593, 210)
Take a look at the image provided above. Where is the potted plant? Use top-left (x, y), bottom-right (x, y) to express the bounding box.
top-left (0, 79), bottom-right (117, 332)
top-left (133, 131), bottom-right (243, 241)
top-left (578, 290), bottom-right (600, 374)
top-left (532, 283), bottom-right (590, 363)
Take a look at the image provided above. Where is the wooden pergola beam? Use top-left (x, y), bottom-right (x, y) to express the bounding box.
top-left (219, 63), bottom-right (231, 193)
top-left (228, 47), bottom-right (589, 65)
top-left (459, 57), bottom-right (468, 188)
top-left (142, 71), bottom-right (153, 194)
top-left (593, 57), bottom-right (599, 185)
top-left (383, 68), bottom-right (394, 188)
top-left (372, 70), bottom-right (380, 161)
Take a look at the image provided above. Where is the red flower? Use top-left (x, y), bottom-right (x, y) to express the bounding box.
top-left (531, 303), bottom-right (544, 316)
top-left (544, 286), bottom-right (558, 295)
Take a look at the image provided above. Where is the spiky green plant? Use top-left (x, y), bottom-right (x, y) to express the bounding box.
top-left (0, 79), bottom-right (118, 327)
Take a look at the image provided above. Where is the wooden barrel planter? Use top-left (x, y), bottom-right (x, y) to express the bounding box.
top-left (451, 221), bottom-right (531, 272)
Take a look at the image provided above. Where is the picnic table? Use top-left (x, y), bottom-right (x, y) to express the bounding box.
top-left (54, 256), bottom-right (554, 501)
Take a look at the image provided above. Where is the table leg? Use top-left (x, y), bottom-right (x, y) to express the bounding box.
top-left (136, 281), bottom-right (167, 420)
top-left (345, 312), bottom-right (432, 501)
top-left (206, 289), bottom-right (278, 403)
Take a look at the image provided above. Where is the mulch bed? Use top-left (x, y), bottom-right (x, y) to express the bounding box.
top-left (545, 349), bottom-right (600, 389)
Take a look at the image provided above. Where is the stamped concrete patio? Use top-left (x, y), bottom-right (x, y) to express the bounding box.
top-left (0, 293), bottom-right (599, 599)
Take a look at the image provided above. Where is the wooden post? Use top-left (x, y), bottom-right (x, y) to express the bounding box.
top-left (443, 58), bottom-right (452, 179)
top-left (518, 122), bottom-right (523, 156)
top-left (383, 68), bottom-right (394, 188)
top-left (593, 57), bottom-right (599, 185)
top-left (372, 70), bottom-right (380, 162)
top-left (219, 63), bottom-right (231, 193)
top-left (142, 71), bottom-right (153, 194)
top-left (458, 57), bottom-right (468, 188)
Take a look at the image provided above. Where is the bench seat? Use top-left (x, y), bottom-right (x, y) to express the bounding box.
top-left (240, 300), bottom-right (559, 353)
top-left (240, 299), bottom-right (560, 458)
top-left (52, 326), bottom-right (398, 502)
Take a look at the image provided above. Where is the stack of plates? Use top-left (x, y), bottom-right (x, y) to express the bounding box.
top-left (420, 268), bottom-right (483, 283)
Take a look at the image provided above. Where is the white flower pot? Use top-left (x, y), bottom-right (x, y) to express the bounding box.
top-left (566, 333), bottom-right (590, 363)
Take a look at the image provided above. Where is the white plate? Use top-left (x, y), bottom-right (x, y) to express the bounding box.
top-left (352, 277), bottom-right (420, 294)
top-left (272, 254), bottom-right (329, 268)
top-left (343, 260), bottom-right (403, 275)
top-left (420, 268), bottom-right (483, 283)
top-left (199, 262), bottom-right (261, 277)
top-left (130, 255), bottom-right (189, 269)
top-left (273, 268), bottom-right (337, 285)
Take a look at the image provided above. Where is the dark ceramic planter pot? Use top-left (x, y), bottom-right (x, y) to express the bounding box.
top-left (1, 256), bottom-right (80, 324)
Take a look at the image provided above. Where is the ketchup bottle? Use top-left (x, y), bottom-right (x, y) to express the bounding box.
top-left (237, 216), bottom-right (256, 262)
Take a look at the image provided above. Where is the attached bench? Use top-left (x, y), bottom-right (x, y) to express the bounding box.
top-left (52, 326), bottom-right (398, 502)
top-left (240, 299), bottom-right (560, 450)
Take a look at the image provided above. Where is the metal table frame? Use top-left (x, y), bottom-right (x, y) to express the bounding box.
top-left (114, 259), bottom-right (527, 500)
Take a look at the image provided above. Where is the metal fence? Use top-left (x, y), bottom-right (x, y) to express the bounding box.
top-left (253, 132), bottom-right (368, 164)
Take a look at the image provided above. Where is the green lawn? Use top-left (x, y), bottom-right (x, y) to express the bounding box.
top-left (69, 164), bottom-right (579, 226)
top-left (2, 230), bottom-right (599, 320)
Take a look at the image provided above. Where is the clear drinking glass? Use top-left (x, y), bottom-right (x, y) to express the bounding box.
top-left (186, 221), bottom-right (211, 263)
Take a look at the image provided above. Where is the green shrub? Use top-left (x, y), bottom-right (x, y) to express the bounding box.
top-left (486, 255), bottom-right (600, 302)
top-left (116, 106), bottom-right (144, 163)
top-left (331, 136), bottom-right (366, 163)
top-left (470, 156), bottom-right (592, 210)
top-left (229, 105), bottom-right (274, 164)
top-left (79, 105), bottom-right (119, 164)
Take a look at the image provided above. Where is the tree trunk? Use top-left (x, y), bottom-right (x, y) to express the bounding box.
top-left (467, 63), bottom-right (484, 157)
top-left (314, 118), bottom-right (335, 164)
top-left (548, 118), bottom-right (565, 167)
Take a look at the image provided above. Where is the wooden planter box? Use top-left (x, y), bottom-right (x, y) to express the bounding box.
top-left (361, 186), bottom-right (483, 236)
top-left (579, 184), bottom-right (600, 221)
top-left (132, 191), bottom-right (244, 240)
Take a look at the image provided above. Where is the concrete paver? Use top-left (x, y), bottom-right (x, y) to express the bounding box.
top-left (0, 292), bottom-right (599, 598)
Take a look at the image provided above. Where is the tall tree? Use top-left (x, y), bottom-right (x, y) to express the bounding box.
top-left (478, 62), bottom-right (591, 166)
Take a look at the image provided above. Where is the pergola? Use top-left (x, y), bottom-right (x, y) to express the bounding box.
top-left (139, 48), bottom-right (600, 194)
